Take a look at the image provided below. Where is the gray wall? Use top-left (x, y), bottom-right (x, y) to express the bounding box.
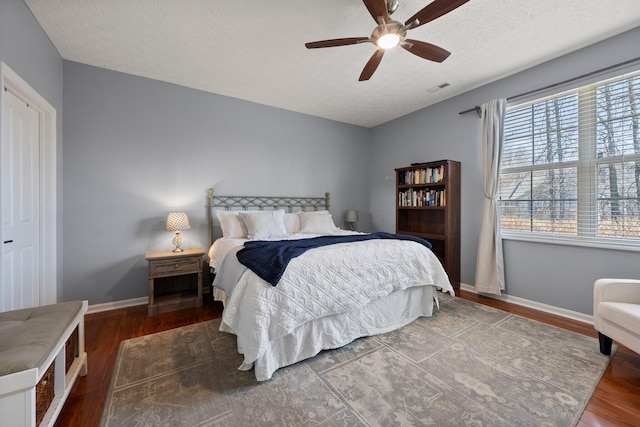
top-left (0, 0), bottom-right (64, 300)
top-left (63, 62), bottom-right (372, 304)
top-left (370, 26), bottom-right (640, 315)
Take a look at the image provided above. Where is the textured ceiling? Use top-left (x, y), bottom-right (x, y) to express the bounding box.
top-left (24, 0), bottom-right (640, 128)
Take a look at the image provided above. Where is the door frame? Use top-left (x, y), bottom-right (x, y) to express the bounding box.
top-left (1, 62), bottom-right (57, 306)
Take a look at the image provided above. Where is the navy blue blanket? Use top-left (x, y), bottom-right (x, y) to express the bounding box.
top-left (236, 232), bottom-right (432, 286)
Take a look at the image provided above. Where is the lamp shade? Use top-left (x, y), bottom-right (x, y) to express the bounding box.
top-left (166, 212), bottom-right (191, 232)
top-left (344, 210), bottom-right (359, 223)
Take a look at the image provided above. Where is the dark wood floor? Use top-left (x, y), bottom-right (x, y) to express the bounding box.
top-left (54, 290), bottom-right (640, 427)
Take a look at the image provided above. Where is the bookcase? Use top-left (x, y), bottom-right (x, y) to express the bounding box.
top-left (396, 160), bottom-right (460, 289)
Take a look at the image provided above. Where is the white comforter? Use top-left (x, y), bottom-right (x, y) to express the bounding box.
top-left (214, 235), bottom-right (454, 380)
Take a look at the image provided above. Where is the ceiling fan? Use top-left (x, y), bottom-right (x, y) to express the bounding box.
top-left (305, 0), bottom-right (471, 81)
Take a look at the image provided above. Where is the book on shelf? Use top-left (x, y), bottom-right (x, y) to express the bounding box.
top-left (398, 188), bottom-right (446, 207)
top-left (399, 166), bottom-right (445, 185)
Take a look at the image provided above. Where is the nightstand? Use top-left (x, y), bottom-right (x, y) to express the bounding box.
top-left (145, 248), bottom-right (205, 316)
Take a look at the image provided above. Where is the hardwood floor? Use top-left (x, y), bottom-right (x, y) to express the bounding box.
top-left (55, 291), bottom-right (640, 427)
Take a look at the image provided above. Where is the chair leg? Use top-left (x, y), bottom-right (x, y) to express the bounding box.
top-left (598, 332), bottom-right (612, 355)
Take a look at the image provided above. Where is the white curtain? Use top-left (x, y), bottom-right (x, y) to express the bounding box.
top-left (475, 99), bottom-right (506, 295)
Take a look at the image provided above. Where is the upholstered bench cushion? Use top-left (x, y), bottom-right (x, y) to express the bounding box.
top-left (0, 301), bottom-right (83, 376)
top-left (598, 301), bottom-right (640, 333)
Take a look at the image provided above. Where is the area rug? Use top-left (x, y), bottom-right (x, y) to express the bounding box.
top-left (100, 295), bottom-right (613, 426)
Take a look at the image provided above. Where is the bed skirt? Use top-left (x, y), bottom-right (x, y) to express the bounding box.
top-left (238, 285), bottom-right (438, 381)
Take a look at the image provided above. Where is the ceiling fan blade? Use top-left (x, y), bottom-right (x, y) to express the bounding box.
top-left (405, 0), bottom-right (470, 29)
top-left (359, 49), bottom-right (385, 81)
top-left (401, 39), bottom-right (451, 62)
top-left (305, 37), bottom-right (369, 49)
top-left (362, 0), bottom-right (389, 24)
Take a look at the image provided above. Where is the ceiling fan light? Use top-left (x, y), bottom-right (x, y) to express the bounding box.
top-left (371, 20), bottom-right (406, 49)
top-left (377, 33), bottom-right (400, 49)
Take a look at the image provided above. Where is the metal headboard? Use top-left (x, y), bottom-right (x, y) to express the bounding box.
top-left (206, 188), bottom-right (330, 244)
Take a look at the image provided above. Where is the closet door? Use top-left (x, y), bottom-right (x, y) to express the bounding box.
top-left (2, 89), bottom-right (41, 311)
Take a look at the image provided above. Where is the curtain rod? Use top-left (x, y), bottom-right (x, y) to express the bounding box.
top-left (458, 56), bottom-right (640, 117)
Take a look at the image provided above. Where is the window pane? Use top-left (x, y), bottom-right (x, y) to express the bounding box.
top-left (502, 136), bottom-right (533, 168)
top-left (598, 162), bottom-right (640, 239)
top-left (503, 93), bottom-right (579, 169)
top-left (534, 95), bottom-right (579, 165)
top-left (531, 200), bottom-right (577, 234)
top-left (500, 202), bottom-right (531, 231)
top-left (503, 105), bottom-right (534, 168)
top-left (498, 171), bottom-right (530, 200)
top-left (532, 167), bottom-right (577, 201)
top-left (598, 199), bottom-right (640, 240)
top-left (531, 168), bottom-right (577, 234)
top-left (498, 168), bottom-right (577, 234)
top-left (596, 75), bottom-right (640, 158)
top-left (596, 116), bottom-right (639, 157)
top-left (598, 161), bottom-right (639, 202)
top-left (532, 129), bottom-right (578, 165)
top-left (499, 171), bottom-right (531, 231)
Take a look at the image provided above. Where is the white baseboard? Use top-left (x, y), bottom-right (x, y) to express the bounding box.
top-left (87, 297), bottom-right (148, 314)
top-left (459, 283), bottom-right (594, 325)
top-left (86, 286), bottom-right (212, 314)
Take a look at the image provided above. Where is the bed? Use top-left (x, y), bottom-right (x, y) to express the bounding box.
top-left (206, 189), bottom-right (455, 381)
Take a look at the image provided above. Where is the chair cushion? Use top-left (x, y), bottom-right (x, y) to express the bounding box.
top-left (0, 301), bottom-right (83, 376)
top-left (598, 302), bottom-right (640, 334)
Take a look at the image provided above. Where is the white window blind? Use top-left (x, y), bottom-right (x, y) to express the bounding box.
top-left (499, 69), bottom-right (640, 248)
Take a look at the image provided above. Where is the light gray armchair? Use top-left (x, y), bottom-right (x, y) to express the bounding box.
top-left (593, 278), bottom-right (640, 355)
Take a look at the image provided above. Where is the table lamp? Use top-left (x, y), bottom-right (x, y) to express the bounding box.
top-left (166, 212), bottom-right (191, 252)
top-left (344, 209), bottom-right (359, 231)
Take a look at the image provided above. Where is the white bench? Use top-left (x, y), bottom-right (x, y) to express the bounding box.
top-left (0, 301), bottom-right (88, 427)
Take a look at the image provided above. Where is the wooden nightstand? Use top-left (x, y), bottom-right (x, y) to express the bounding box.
top-left (145, 248), bottom-right (205, 316)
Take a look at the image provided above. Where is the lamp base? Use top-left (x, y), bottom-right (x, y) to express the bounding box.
top-left (172, 232), bottom-right (184, 252)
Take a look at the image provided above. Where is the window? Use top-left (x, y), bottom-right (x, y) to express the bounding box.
top-left (499, 70), bottom-right (640, 248)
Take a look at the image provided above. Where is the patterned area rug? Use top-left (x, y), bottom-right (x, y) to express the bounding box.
top-left (100, 295), bottom-right (613, 426)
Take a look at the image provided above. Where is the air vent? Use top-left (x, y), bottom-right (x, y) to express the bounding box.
top-left (427, 82), bottom-right (450, 92)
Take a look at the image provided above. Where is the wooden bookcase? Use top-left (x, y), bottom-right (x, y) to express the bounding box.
top-left (395, 160), bottom-right (461, 289)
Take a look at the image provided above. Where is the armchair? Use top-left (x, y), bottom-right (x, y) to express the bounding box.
top-left (593, 278), bottom-right (640, 355)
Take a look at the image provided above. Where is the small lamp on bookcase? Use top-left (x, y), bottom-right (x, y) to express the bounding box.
top-left (344, 209), bottom-right (359, 231)
top-left (166, 212), bottom-right (191, 252)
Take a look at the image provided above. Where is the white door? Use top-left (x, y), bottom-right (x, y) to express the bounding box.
top-left (2, 89), bottom-right (41, 311)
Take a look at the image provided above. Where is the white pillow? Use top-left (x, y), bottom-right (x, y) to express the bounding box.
top-left (283, 212), bottom-right (300, 234)
top-left (216, 210), bottom-right (248, 238)
top-left (239, 210), bottom-right (288, 240)
top-left (298, 210), bottom-right (339, 234)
